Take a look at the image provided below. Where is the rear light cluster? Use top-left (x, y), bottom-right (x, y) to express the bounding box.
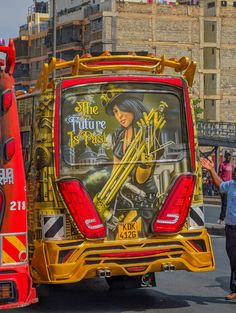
top-left (57, 178), bottom-right (106, 239)
top-left (0, 89), bottom-right (15, 164)
top-left (153, 174), bottom-right (195, 233)
top-left (0, 281), bottom-right (17, 304)
top-left (4, 138), bottom-right (15, 161)
top-left (0, 89), bottom-right (13, 113)
top-left (0, 188), bottom-right (5, 229)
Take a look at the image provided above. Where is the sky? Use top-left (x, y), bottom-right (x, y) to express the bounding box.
top-left (0, 0), bottom-right (34, 43)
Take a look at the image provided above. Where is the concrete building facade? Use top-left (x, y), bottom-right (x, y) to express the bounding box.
top-left (14, 0), bottom-right (236, 122)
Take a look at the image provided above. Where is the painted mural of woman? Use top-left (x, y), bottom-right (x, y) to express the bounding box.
top-left (100, 92), bottom-right (165, 233)
top-left (106, 93), bottom-right (158, 184)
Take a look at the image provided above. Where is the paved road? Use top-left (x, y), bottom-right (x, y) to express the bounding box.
top-left (6, 235), bottom-right (236, 313)
top-left (4, 202), bottom-right (230, 313)
top-left (204, 202), bottom-right (226, 236)
top-left (205, 203), bottom-right (221, 224)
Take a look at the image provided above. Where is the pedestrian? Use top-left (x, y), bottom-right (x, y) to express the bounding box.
top-left (200, 157), bottom-right (236, 300)
top-left (218, 151), bottom-right (234, 224)
top-left (202, 175), bottom-right (208, 196)
top-left (207, 172), bottom-right (214, 196)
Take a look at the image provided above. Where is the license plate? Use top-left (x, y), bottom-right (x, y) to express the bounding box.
top-left (118, 222), bottom-right (138, 240)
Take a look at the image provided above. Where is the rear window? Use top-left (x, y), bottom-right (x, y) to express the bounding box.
top-left (59, 80), bottom-right (192, 203)
top-left (60, 82), bottom-right (189, 170)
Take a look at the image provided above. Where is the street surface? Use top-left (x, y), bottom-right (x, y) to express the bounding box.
top-left (205, 204), bottom-right (221, 224)
top-left (6, 204), bottom-right (235, 313)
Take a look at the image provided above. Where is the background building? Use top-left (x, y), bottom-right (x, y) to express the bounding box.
top-left (14, 0), bottom-right (236, 123)
top-left (14, 1), bottom-right (50, 89)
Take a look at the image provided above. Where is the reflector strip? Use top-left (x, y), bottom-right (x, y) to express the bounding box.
top-left (3, 238), bottom-right (20, 263)
top-left (5, 236), bottom-right (25, 251)
top-left (2, 251), bottom-right (15, 264)
top-left (189, 205), bottom-right (204, 228)
top-left (42, 215), bottom-right (65, 239)
top-left (2, 235), bottom-right (26, 264)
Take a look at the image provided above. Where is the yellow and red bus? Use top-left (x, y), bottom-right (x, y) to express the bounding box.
top-left (17, 52), bottom-right (214, 289)
top-left (0, 39), bottom-right (36, 308)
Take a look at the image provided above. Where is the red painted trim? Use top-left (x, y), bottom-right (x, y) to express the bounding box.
top-left (184, 83), bottom-right (195, 171)
top-left (62, 76), bottom-right (183, 89)
top-left (54, 86), bottom-right (60, 177)
top-left (100, 249), bottom-right (170, 258)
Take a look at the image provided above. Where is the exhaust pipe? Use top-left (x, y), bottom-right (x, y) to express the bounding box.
top-left (161, 263), bottom-right (176, 272)
top-left (97, 268), bottom-right (111, 278)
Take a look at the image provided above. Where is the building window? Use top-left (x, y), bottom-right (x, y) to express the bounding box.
top-left (36, 61), bottom-right (40, 70)
top-left (204, 74), bottom-right (217, 95)
top-left (91, 17), bottom-right (103, 32)
top-left (204, 21), bottom-right (216, 43)
top-left (221, 1), bottom-right (227, 6)
top-left (207, 2), bottom-right (215, 8)
top-left (204, 100), bottom-right (216, 120)
top-left (233, 1), bottom-right (236, 7)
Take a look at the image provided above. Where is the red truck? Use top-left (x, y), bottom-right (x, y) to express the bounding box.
top-left (0, 39), bottom-right (37, 309)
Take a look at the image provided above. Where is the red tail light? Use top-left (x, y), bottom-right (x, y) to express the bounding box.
top-left (57, 178), bottom-right (106, 239)
top-left (4, 138), bottom-right (15, 161)
top-left (152, 174), bottom-right (195, 233)
top-left (0, 188), bottom-right (5, 229)
top-left (1, 89), bottom-right (13, 112)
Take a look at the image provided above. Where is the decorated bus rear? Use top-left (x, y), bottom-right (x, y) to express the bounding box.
top-left (0, 39), bottom-right (36, 308)
top-left (17, 54), bottom-right (214, 286)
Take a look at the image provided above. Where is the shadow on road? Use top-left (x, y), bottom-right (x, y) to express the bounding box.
top-left (8, 278), bottom-right (234, 313)
top-left (215, 276), bottom-right (231, 293)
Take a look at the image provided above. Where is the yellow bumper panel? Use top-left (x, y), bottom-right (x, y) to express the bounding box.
top-left (31, 229), bottom-right (215, 284)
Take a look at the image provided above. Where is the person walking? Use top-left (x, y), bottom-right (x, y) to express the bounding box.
top-left (200, 157), bottom-right (236, 300)
top-left (218, 151), bottom-right (234, 224)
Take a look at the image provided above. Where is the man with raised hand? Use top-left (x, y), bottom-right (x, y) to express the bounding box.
top-left (200, 157), bottom-right (236, 301)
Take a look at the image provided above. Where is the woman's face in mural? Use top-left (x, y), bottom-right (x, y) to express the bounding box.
top-left (113, 104), bottom-right (134, 128)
